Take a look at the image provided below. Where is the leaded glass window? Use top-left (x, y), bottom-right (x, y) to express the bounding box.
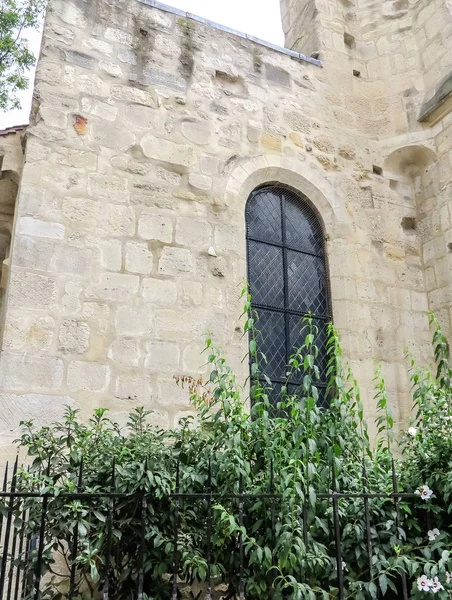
top-left (245, 186), bottom-right (331, 406)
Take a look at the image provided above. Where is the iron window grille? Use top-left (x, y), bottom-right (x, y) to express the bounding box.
top-left (245, 185), bottom-right (332, 406)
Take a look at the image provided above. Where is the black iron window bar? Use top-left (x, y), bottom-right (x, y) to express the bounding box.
top-left (245, 186), bottom-right (332, 407)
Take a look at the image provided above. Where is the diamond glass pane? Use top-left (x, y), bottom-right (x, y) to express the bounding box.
top-left (284, 194), bottom-right (324, 255)
top-left (246, 189), bottom-right (282, 244)
top-left (287, 251), bottom-right (329, 315)
top-left (248, 241), bottom-right (284, 308)
top-left (254, 309), bottom-right (286, 380)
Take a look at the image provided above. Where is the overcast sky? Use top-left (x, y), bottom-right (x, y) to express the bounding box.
top-left (0, 0), bottom-right (284, 129)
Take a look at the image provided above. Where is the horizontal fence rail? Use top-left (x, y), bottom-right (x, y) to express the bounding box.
top-left (0, 457), bottom-right (421, 600)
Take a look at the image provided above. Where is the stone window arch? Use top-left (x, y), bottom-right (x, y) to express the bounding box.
top-left (245, 185), bottom-right (331, 405)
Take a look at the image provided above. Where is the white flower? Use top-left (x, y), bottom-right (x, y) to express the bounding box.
top-left (408, 427), bottom-right (417, 437)
top-left (341, 560), bottom-right (346, 571)
top-left (446, 572), bottom-right (452, 584)
top-left (431, 577), bottom-right (444, 593)
top-left (417, 575), bottom-right (433, 592)
top-left (415, 485), bottom-right (434, 500)
top-left (428, 528), bottom-right (440, 541)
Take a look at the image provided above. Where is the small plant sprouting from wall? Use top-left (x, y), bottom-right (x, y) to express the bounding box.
top-left (177, 17), bottom-right (195, 79)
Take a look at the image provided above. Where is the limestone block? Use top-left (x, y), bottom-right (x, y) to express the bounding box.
top-left (83, 38), bottom-right (113, 55)
top-left (108, 205), bottom-right (135, 236)
top-left (188, 173), bottom-right (212, 192)
top-left (0, 393), bottom-right (74, 434)
top-left (115, 305), bottom-right (153, 336)
top-left (52, 0), bottom-right (87, 29)
top-left (58, 319), bottom-right (90, 355)
top-left (57, 245), bottom-right (93, 276)
top-left (114, 376), bottom-right (152, 403)
top-left (154, 310), bottom-right (198, 341)
top-left (138, 211), bottom-right (173, 243)
top-left (83, 302), bottom-right (110, 334)
top-left (182, 344), bottom-right (207, 374)
top-left (92, 102), bottom-right (118, 121)
top-left (100, 239), bottom-right (122, 271)
top-left (99, 61), bottom-right (123, 78)
top-left (123, 105), bottom-right (159, 129)
top-left (104, 27), bottom-right (133, 46)
top-left (181, 281), bottom-right (203, 306)
top-left (8, 270), bottom-right (57, 310)
top-left (141, 67), bottom-right (187, 91)
top-left (67, 361), bottom-right (110, 393)
top-left (88, 174), bottom-right (129, 203)
top-left (55, 148), bottom-right (98, 170)
top-left (145, 342), bottom-right (180, 371)
top-left (157, 377), bottom-right (191, 408)
top-left (14, 236), bottom-right (57, 272)
top-left (181, 121), bottom-right (212, 146)
top-left (283, 109), bottom-right (311, 134)
top-left (92, 123), bottom-right (136, 152)
top-left (62, 198), bottom-right (103, 228)
top-left (125, 241), bottom-right (154, 274)
top-left (411, 291), bottom-right (428, 312)
top-left (140, 137), bottom-right (197, 167)
top-left (214, 224), bottom-right (245, 255)
top-left (200, 155), bottom-right (220, 176)
top-left (108, 338), bottom-right (141, 367)
top-left (142, 278), bottom-right (177, 305)
top-left (0, 353), bottom-right (64, 392)
top-left (110, 84), bottom-right (156, 107)
top-left (158, 247), bottom-right (194, 275)
top-left (88, 273), bottom-right (139, 302)
top-left (17, 217), bottom-right (64, 240)
top-left (79, 73), bottom-right (103, 95)
top-left (3, 314), bottom-right (54, 352)
top-left (175, 217), bottom-right (212, 248)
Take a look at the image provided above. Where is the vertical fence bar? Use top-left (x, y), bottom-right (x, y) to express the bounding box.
top-left (103, 460), bottom-right (115, 600)
top-left (0, 463), bottom-right (8, 555)
top-left (69, 460), bottom-right (84, 600)
top-left (13, 493), bottom-right (27, 600)
top-left (362, 463), bottom-right (373, 581)
top-left (33, 461), bottom-right (50, 600)
top-left (7, 466), bottom-right (21, 600)
top-left (0, 461), bottom-right (9, 596)
top-left (137, 459), bottom-right (148, 600)
top-left (269, 461), bottom-right (276, 600)
top-left (205, 459), bottom-right (212, 600)
top-left (391, 460), bottom-right (408, 600)
top-left (238, 475), bottom-right (245, 600)
top-left (332, 468), bottom-right (344, 600)
top-left (0, 458), bottom-right (18, 599)
top-left (172, 461), bottom-right (180, 600)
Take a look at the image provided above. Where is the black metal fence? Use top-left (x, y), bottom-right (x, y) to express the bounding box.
top-left (0, 457), bottom-right (419, 600)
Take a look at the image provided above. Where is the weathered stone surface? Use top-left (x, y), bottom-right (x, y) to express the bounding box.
top-left (125, 241), bottom-right (154, 274)
top-left (108, 338), bottom-right (141, 367)
top-left (140, 137), bottom-right (197, 167)
top-left (58, 319), bottom-right (90, 354)
top-left (145, 342), bottom-right (180, 371)
top-left (17, 217), bottom-right (65, 239)
top-left (88, 273), bottom-right (140, 302)
top-left (175, 218), bottom-right (212, 248)
top-left (8, 271), bottom-right (58, 309)
top-left (0, 353), bottom-right (64, 392)
top-left (138, 211), bottom-right (173, 243)
top-left (158, 247), bottom-right (194, 275)
top-left (181, 121), bottom-right (212, 145)
top-left (67, 361), bottom-right (110, 393)
top-left (142, 278), bottom-right (177, 305)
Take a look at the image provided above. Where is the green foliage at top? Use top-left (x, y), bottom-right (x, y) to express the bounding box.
top-left (4, 296), bottom-right (452, 599)
top-left (0, 0), bottom-right (47, 111)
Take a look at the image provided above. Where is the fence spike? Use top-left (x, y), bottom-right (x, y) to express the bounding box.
top-left (205, 458), bottom-right (212, 600)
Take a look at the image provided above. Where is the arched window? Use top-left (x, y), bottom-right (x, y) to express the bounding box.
top-left (245, 185), bottom-right (331, 405)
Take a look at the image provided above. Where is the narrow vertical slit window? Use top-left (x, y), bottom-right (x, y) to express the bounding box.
top-left (245, 185), bottom-right (331, 408)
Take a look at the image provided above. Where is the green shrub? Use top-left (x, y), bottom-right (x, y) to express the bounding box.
top-left (5, 303), bottom-right (452, 599)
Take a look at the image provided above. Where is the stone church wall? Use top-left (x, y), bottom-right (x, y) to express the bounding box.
top-left (0, 0), bottom-right (445, 461)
